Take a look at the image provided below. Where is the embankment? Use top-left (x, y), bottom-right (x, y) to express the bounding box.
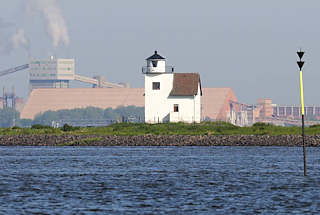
top-left (0, 135), bottom-right (319, 146)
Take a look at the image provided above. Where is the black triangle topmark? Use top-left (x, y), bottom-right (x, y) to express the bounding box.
top-left (297, 61), bottom-right (304, 70)
top-left (297, 51), bottom-right (304, 60)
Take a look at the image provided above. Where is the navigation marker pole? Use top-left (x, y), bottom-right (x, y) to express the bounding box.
top-left (297, 49), bottom-right (307, 176)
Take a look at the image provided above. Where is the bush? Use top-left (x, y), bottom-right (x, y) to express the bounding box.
top-left (61, 124), bottom-right (80, 132)
top-left (31, 124), bottom-right (52, 129)
top-left (309, 124), bottom-right (320, 128)
top-left (252, 122), bottom-right (272, 127)
top-left (12, 126), bottom-right (21, 129)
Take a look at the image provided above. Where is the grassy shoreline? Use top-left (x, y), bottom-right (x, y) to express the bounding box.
top-left (1, 122), bottom-right (320, 136)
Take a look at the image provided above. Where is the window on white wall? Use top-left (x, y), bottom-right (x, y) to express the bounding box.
top-left (152, 60), bottom-right (158, 67)
top-left (174, 104), bottom-right (179, 112)
top-left (152, 82), bottom-right (160, 90)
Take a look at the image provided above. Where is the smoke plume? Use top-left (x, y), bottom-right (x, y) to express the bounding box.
top-left (0, 18), bottom-right (24, 55)
top-left (0, 17), bottom-right (30, 54)
top-left (11, 29), bottom-right (29, 50)
top-left (27, 0), bottom-right (70, 48)
top-left (1, 29), bottom-right (30, 55)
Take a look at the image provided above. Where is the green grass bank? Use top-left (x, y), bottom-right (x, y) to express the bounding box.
top-left (1, 122), bottom-right (320, 136)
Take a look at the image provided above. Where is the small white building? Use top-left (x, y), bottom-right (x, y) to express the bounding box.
top-left (143, 51), bottom-right (202, 123)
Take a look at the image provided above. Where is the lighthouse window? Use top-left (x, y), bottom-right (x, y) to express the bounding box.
top-left (152, 60), bottom-right (158, 67)
top-left (152, 82), bottom-right (160, 90)
top-left (174, 104), bottom-right (179, 112)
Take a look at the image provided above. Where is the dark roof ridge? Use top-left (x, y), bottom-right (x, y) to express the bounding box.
top-left (146, 51), bottom-right (166, 60)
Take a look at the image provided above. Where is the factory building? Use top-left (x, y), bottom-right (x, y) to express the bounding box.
top-left (26, 56), bottom-right (129, 91)
top-left (29, 57), bottom-right (75, 91)
top-left (0, 87), bottom-right (24, 112)
top-left (227, 98), bottom-right (320, 126)
top-left (252, 98), bottom-right (320, 121)
top-left (256, 98), bottom-right (273, 119)
top-left (273, 105), bottom-right (320, 120)
top-left (143, 51), bottom-right (202, 123)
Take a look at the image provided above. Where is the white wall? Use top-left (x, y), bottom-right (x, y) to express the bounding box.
top-left (146, 59), bottom-right (166, 73)
top-left (145, 73), bottom-right (174, 123)
top-left (57, 59), bottom-right (75, 80)
top-left (194, 84), bottom-right (201, 122)
top-left (168, 85), bottom-right (201, 123)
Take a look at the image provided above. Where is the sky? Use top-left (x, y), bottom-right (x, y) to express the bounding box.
top-left (0, 0), bottom-right (320, 105)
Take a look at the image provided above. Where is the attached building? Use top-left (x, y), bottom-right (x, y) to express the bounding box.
top-left (143, 51), bottom-right (202, 123)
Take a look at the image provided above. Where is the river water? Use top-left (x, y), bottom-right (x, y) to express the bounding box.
top-left (0, 146), bottom-right (319, 214)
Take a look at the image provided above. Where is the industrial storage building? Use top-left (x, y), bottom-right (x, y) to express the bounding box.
top-left (21, 88), bottom-right (237, 121)
top-left (21, 88), bottom-right (144, 119)
top-left (201, 88), bottom-right (237, 121)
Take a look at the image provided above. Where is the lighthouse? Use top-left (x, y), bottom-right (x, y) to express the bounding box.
top-left (143, 51), bottom-right (174, 123)
top-left (145, 51), bottom-right (167, 73)
top-left (143, 51), bottom-right (202, 123)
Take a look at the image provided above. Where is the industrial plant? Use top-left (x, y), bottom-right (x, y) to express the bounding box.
top-left (1, 54), bottom-right (319, 127)
top-left (0, 87), bottom-right (24, 112)
top-left (0, 55), bottom-right (239, 124)
top-left (228, 98), bottom-right (320, 126)
top-left (0, 56), bottom-right (129, 91)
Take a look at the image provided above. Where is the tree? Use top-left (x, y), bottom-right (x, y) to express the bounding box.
top-left (0, 108), bottom-right (20, 127)
top-left (21, 106), bottom-right (145, 126)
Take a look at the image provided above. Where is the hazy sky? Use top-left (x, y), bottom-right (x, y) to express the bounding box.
top-left (0, 0), bottom-right (320, 105)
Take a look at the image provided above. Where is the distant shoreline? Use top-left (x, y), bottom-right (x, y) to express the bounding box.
top-left (0, 135), bottom-right (319, 147)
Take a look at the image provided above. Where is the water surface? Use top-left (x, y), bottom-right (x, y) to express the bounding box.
top-left (0, 146), bottom-right (319, 214)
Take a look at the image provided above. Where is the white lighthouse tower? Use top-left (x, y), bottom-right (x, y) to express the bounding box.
top-left (143, 51), bottom-right (174, 123)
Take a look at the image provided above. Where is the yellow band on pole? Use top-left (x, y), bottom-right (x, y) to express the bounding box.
top-left (300, 70), bottom-right (305, 116)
